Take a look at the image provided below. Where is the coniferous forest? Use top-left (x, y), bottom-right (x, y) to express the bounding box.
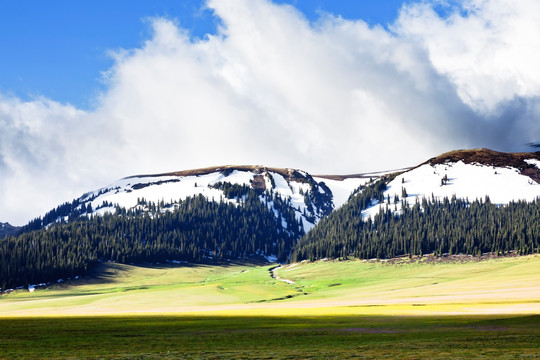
top-left (1, 176), bottom-right (540, 291)
top-left (0, 191), bottom-right (303, 291)
top-left (291, 179), bottom-right (540, 261)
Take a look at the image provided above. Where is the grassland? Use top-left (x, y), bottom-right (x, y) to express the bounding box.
top-left (273, 254), bottom-right (540, 314)
top-left (1, 254), bottom-right (538, 316)
top-left (0, 255), bottom-right (539, 358)
top-left (0, 314), bottom-right (539, 359)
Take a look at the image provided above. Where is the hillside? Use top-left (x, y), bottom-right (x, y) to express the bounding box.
top-left (361, 148), bottom-right (540, 218)
top-left (427, 148), bottom-right (540, 182)
top-left (2, 149), bottom-right (540, 291)
top-left (1, 166), bottom-right (367, 290)
top-left (0, 222), bottom-right (19, 239)
top-left (293, 149), bottom-right (540, 261)
top-left (22, 165), bottom-right (368, 234)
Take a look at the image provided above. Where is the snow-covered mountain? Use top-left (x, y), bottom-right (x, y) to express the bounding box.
top-left (4, 148), bottom-right (539, 288)
top-left (23, 149), bottom-right (540, 233)
top-left (59, 165), bottom-right (369, 232)
top-left (5, 148), bottom-right (539, 291)
top-left (361, 149), bottom-right (540, 218)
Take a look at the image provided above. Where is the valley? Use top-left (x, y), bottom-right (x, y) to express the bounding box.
top-left (1, 255), bottom-right (538, 359)
top-left (3, 0), bottom-right (540, 356)
top-left (1, 148), bottom-right (539, 358)
top-left (1, 254), bottom-right (538, 316)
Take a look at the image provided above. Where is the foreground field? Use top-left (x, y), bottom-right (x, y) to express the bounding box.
top-left (0, 314), bottom-right (539, 359)
top-left (1, 254), bottom-right (539, 316)
top-left (1, 255), bottom-right (539, 358)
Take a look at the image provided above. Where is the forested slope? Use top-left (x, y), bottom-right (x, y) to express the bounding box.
top-left (292, 178), bottom-right (540, 261)
top-left (1, 191), bottom-right (302, 290)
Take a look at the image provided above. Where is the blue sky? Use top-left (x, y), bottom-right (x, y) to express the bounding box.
top-left (0, 0), bottom-right (411, 109)
top-left (1, 0), bottom-right (540, 224)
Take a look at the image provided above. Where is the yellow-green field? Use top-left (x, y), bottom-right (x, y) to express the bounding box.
top-left (1, 255), bottom-right (539, 359)
top-left (1, 254), bottom-right (539, 316)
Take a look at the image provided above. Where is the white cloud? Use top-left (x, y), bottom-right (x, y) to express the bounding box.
top-left (395, 0), bottom-right (540, 113)
top-left (1, 0), bottom-right (539, 225)
top-left (0, 96), bottom-right (115, 224)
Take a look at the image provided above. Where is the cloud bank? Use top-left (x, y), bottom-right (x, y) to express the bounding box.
top-left (1, 0), bottom-right (540, 224)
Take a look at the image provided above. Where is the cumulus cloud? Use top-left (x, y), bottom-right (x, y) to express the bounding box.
top-left (0, 96), bottom-right (119, 224)
top-left (1, 0), bottom-right (539, 224)
top-left (395, 0), bottom-right (540, 112)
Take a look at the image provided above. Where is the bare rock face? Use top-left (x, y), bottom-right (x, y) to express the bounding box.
top-left (251, 174), bottom-right (266, 192)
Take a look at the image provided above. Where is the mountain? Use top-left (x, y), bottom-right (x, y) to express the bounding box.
top-left (1, 166), bottom-right (369, 290)
top-left (361, 148), bottom-right (540, 218)
top-left (292, 149), bottom-right (540, 261)
top-left (22, 165), bottom-right (369, 233)
top-left (0, 222), bottom-right (20, 239)
top-left (3, 149), bottom-right (540, 291)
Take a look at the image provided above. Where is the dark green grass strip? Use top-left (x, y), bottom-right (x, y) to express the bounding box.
top-left (0, 315), bottom-right (538, 359)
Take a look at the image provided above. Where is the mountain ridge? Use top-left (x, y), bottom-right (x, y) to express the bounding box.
top-left (2, 148), bottom-right (540, 290)
top-left (20, 164), bottom-right (368, 238)
top-left (425, 148), bottom-right (540, 182)
top-left (11, 148), bottom-right (540, 235)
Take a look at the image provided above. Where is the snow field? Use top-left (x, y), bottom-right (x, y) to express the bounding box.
top-left (79, 169), bottom-right (366, 236)
top-left (314, 177), bottom-right (371, 209)
top-left (525, 159), bottom-right (540, 169)
top-left (362, 161), bottom-right (540, 218)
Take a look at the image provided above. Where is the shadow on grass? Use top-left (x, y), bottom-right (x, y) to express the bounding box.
top-left (57, 257), bottom-right (274, 289)
top-left (0, 314), bottom-right (538, 359)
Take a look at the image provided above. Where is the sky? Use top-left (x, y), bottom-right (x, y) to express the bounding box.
top-left (1, 0), bottom-right (540, 225)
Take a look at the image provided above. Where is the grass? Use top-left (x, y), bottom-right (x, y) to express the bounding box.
top-left (273, 254), bottom-right (540, 310)
top-left (0, 314), bottom-right (538, 359)
top-left (0, 261), bottom-right (297, 314)
top-left (1, 255), bottom-right (539, 316)
top-left (0, 255), bottom-right (539, 358)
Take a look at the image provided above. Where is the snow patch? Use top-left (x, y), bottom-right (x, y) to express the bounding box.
top-left (168, 260), bottom-right (188, 264)
top-left (80, 168), bottom-right (340, 233)
top-left (525, 159), bottom-right (540, 169)
top-left (280, 279), bottom-right (295, 285)
top-left (314, 177), bottom-right (370, 209)
top-left (362, 161), bottom-right (540, 219)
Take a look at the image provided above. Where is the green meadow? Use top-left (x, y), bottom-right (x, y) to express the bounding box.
top-left (0, 314), bottom-right (538, 359)
top-left (1, 254), bottom-right (538, 316)
top-left (0, 255), bottom-right (539, 358)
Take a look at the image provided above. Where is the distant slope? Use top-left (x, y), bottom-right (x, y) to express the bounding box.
top-left (293, 149), bottom-right (540, 261)
top-left (3, 166), bottom-right (368, 290)
top-left (361, 148), bottom-right (540, 218)
top-left (22, 165), bottom-right (368, 234)
top-left (0, 222), bottom-right (19, 239)
top-left (6, 149), bottom-right (540, 290)
top-left (427, 148), bottom-right (540, 182)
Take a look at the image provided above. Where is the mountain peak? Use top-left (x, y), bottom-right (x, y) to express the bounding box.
top-left (426, 148), bottom-right (540, 183)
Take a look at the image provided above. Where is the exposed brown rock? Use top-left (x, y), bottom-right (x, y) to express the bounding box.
top-left (251, 174), bottom-right (266, 192)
